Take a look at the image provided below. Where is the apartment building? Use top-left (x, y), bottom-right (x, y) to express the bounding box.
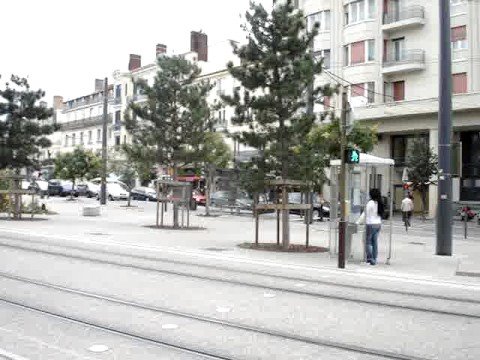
top-left (47, 31), bottom-right (252, 179)
top-left (300, 0), bottom-right (480, 214)
top-left (47, 81), bottom-right (116, 160)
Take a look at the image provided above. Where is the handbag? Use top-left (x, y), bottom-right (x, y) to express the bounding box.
top-left (356, 211), bottom-right (366, 225)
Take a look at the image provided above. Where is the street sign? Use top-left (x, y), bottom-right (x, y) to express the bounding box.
top-left (345, 149), bottom-right (360, 164)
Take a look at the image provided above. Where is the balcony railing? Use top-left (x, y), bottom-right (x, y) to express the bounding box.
top-left (383, 5), bottom-right (425, 25)
top-left (65, 96), bottom-right (114, 110)
top-left (60, 114), bottom-right (112, 131)
top-left (383, 49), bottom-right (425, 67)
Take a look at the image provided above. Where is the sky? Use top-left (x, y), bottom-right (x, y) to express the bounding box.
top-left (0, 0), bottom-right (271, 103)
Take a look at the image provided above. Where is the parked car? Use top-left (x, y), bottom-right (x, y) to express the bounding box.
top-left (76, 182), bottom-right (100, 198)
top-left (21, 180), bottom-right (48, 196)
top-left (210, 190), bottom-right (254, 210)
top-left (59, 181), bottom-right (79, 197)
top-left (96, 182), bottom-right (129, 201)
top-left (130, 187), bottom-right (157, 201)
top-left (288, 192), bottom-right (330, 219)
top-left (47, 179), bottom-right (63, 196)
top-left (192, 189), bottom-right (206, 206)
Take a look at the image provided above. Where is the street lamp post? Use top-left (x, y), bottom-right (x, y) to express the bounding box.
top-left (100, 78), bottom-right (108, 205)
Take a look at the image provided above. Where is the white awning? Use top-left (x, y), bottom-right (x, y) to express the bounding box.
top-left (330, 153), bottom-right (395, 166)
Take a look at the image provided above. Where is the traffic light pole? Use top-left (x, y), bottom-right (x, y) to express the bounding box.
top-left (436, 0), bottom-right (452, 255)
top-left (100, 78), bottom-right (108, 205)
top-left (338, 89), bottom-right (348, 269)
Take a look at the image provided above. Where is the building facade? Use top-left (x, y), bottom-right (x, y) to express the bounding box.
top-left (47, 31), bottom-right (251, 180)
top-left (300, 0), bottom-right (480, 214)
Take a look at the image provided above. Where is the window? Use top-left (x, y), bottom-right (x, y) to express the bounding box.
top-left (88, 130), bottom-right (92, 144)
top-left (115, 110), bottom-right (121, 125)
top-left (65, 135), bottom-right (68, 147)
top-left (351, 84), bottom-right (364, 97)
top-left (344, 0), bottom-right (375, 25)
top-left (368, 0), bottom-right (376, 18)
top-left (351, 41), bottom-right (365, 64)
top-left (453, 73), bottom-right (467, 94)
top-left (97, 129), bottom-right (101, 142)
top-left (392, 37), bottom-right (405, 61)
top-left (391, 134), bottom-right (428, 166)
top-left (72, 133), bottom-right (76, 146)
top-left (80, 132), bottom-right (84, 145)
top-left (451, 25), bottom-right (467, 49)
top-left (115, 85), bottom-right (121, 99)
top-left (323, 96), bottom-right (331, 109)
top-left (367, 82), bottom-right (375, 103)
top-left (350, 82), bottom-right (375, 103)
top-left (123, 135), bottom-right (127, 144)
top-left (367, 39), bottom-right (375, 61)
top-left (315, 49), bottom-right (331, 69)
top-left (115, 136), bottom-right (121, 146)
top-left (344, 40), bottom-right (374, 65)
top-left (307, 10), bottom-right (331, 32)
top-left (393, 80), bottom-right (405, 101)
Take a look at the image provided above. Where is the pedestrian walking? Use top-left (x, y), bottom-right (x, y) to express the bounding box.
top-left (401, 194), bottom-right (414, 231)
top-left (364, 188), bottom-right (383, 265)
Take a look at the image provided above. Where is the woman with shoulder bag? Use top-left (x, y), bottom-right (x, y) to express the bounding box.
top-left (357, 188), bottom-right (384, 265)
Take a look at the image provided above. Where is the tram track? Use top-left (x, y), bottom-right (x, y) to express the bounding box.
top-left (0, 236), bottom-right (479, 319)
top-left (0, 271), bottom-right (430, 360)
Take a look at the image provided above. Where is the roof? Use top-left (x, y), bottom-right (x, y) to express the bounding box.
top-left (330, 153), bottom-right (395, 166)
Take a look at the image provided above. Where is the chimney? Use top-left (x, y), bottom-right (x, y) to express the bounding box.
top-left (190, 31), bottom-right (208, 62)
top-left (156, 43), bottom-right (167, 58)
top-left (94, 79), bottom-right (104, 92)
top-left (53, 96), bottom-right (64, 110)
top-left (128, 54), bottom-right (142, 71)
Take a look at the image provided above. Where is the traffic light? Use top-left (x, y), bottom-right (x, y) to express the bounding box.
top-left (345, 148), bottom-right (360, 164)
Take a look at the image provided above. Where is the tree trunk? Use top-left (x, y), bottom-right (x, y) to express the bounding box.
top-left (280, 121), bottom-right (290, 249)
top-left (421, 189), bottom-right (427, 222)
top-left (205, 164), bottom-right (213, 216)
top-left (127, 191), bottom-right (132, 207)
top-left (172, 165), bottom-right (179, 228)
top-left (12, 176), bottom-right (21, 220)
top-left (70, 179), bottom-right (75, 200)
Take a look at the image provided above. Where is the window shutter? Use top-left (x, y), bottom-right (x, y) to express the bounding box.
top-left (393, 81), bottom-right (405, 101)
top-left (351, 83), bottom-right (365, 97)
top-left (451, 26), bottom-right (466, 42)
top-left (351, 41), bottom-right (365, 64)
top-left (452, 73), bottom-right (467, 94)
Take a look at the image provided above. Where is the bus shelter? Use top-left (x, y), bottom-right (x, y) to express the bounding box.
top-left (329, 154), bottom-right (395, 264)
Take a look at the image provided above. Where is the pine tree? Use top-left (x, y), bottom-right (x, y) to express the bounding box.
top-left (223, 0), bottom-right (331, 247)
top-left (125, 56), bottom-right (214, 227)
top-left (0, 75), bottom-right (56, 171)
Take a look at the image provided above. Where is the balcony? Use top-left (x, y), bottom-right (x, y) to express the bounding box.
top-left (382, 49), bottom-right (425, 75)
top-left (60, 114), bottom-right (112, 131)
top-left (133, 93), bottom-right (147, 102)
top-left (382, 6), bottom-right (425, 32)
top-left (113, 123), bottom-right (122, 132)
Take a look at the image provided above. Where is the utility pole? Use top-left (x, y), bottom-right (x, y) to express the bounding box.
top-left (436, 0), bottom-right (452, 256)
top-left (338, 89), bottom-right (348, 269)
top-left (100, 77), bottom-right (108, 205)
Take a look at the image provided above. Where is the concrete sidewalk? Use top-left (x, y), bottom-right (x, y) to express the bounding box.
top-left (1, 197), bottom-right (479, 284)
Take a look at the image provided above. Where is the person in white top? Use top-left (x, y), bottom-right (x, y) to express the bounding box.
top-left (364, 188), bottom-right (383, 265)
top-left (401, 194), bottom-right (414, 229)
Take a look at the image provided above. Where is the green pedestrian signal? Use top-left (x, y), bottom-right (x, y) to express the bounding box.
top-left (346, 149), bottom-right (360, 164)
